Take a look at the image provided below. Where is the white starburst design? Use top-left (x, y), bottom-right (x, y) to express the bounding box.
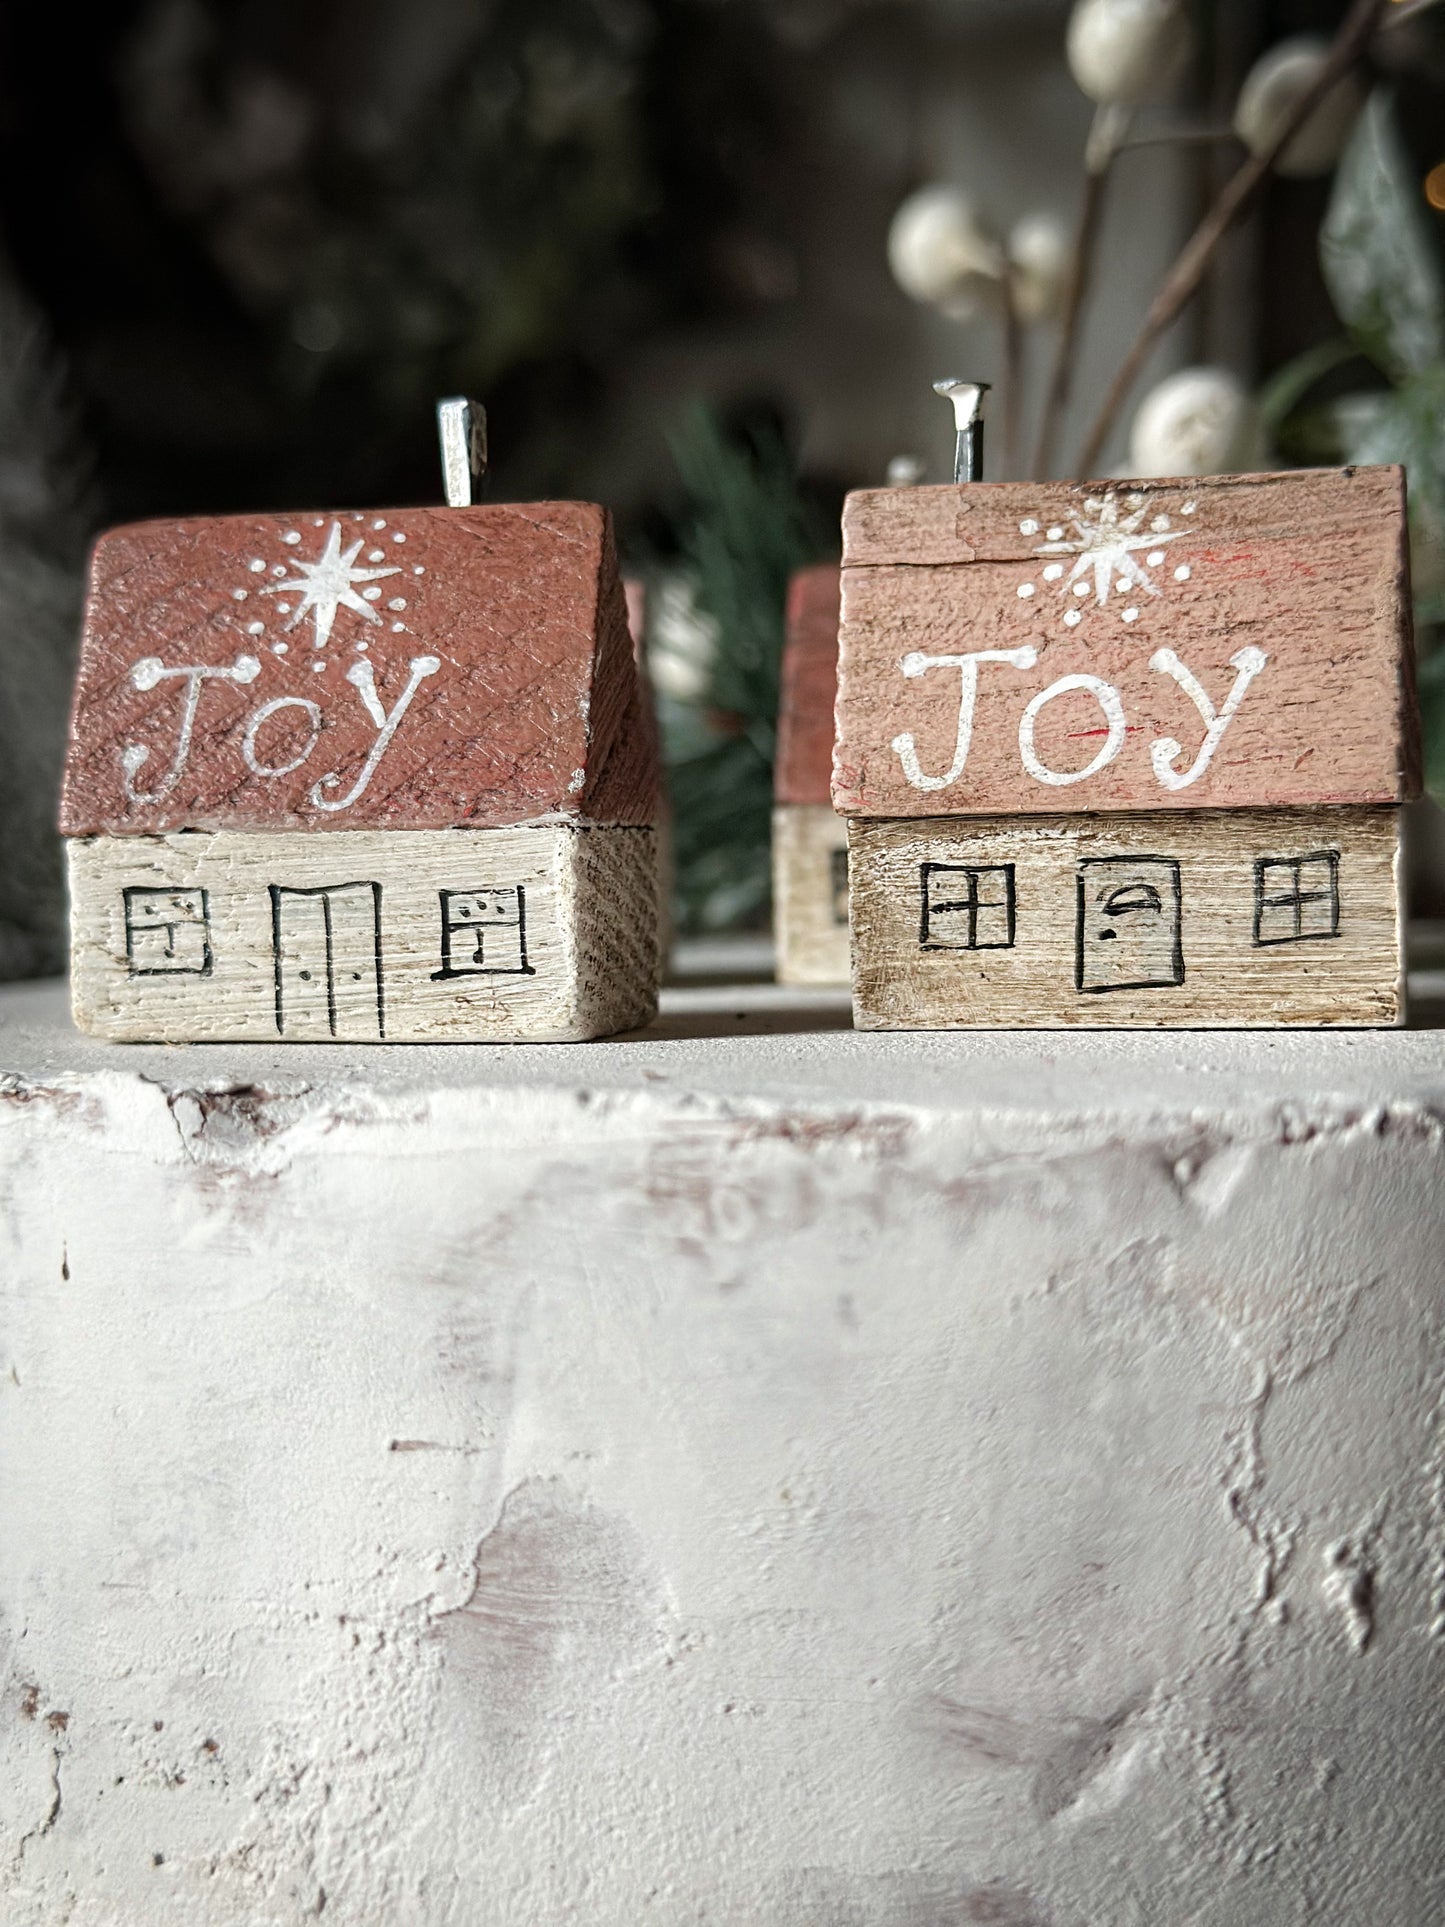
top-left (1034, 492), bottom-right (1171, 610)
top-left (261, 520), bottom-right (402, 650)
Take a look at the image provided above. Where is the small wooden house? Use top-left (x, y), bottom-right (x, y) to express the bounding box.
top-left (62, 502), bottom-right (660, 1042)
top-left (833, 466), bottom-right (1417, 1028)
top-left (772, 562), bottom-right (848, 985)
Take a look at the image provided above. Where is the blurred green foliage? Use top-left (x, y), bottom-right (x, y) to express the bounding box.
top-left (1268, 91), bottom-right (1445, 799)
top-left (657, 407), bottom-right (831, 933)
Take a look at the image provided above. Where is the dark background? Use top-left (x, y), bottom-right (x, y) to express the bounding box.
top-left (3, 0), bottom-right (1438, 535)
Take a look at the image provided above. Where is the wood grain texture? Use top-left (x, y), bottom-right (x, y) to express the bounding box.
top-left (834, 467), bottom-right (1417, 818)
top-left (774, 563), bottom-right (841, 806)
top-left (849, 806), bottom-right (1401, 1029)
top-left (69, 825), bottom-right (658, 1042)
top-left (61, 502), bottom-right (656, 835)
top-left (772, 804), bottom-right (850, 985)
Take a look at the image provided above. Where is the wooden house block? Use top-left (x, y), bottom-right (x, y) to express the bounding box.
top-left (773, 563), bottom-right (848, 985)
top-left (62, 503), bottom-right (659, 1041)
top-left (772, 803), bottom-right (850, 986)
top-left (848, 807), bottom-right (1402, 1029)
top-left (833, 467), bottom-right (1417, 819)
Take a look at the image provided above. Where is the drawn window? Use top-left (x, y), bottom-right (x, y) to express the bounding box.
top-left (829, 846), bottom-right (849, 927)
top-left (434, 887), bottom-right (535, 979)
top-left (124, 886), bottom-right (212, 977)
top-left (920, 863), bottom-right (1015, 950)
top-left (1253, 851), bottom-right (1340, 946)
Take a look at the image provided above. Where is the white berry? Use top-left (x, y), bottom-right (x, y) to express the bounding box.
top-left (1128, 366), bottom-right (1263, 478)
top-left (887, 186), bottom-right (1005, 320)
top-left (1233, 36), bottom-right (1364, 179)
top-left (1007, 211), bottom-right (1071, 324)
top-left (1066, 0), bottom-right (1192, 106)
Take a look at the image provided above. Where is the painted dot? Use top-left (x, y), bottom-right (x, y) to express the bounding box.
top-left (387, 597), bottom-right (407, 611)
top-left (248, 558), bottom-right (266, 574)
top-left (1043, 563), bottom-right (1063, 581)
top-left (1017, 582), bottom-right (1035, 599)
top-left (312, 660), bottom-right (326, 672)
top-left (392, 531), bottom-right (406, 544)
top-left (272, 642), bottom-right (289, 656)
top-left (1115, 577), bottom-right (1131, 595)
top-left (372, 518), bottom-right (387, 531)
top-left (313, 517), bottom-right (325, 527)
top-left (272, 564), bottom-right (287, 577)
top-left (1073, 580), bottom-right (1089, 596)
top-left (1147, 550), bottom-right (1166, 567)
top-left (1182, 501), bottom-right (1197, 515)
top-left (356, 638), bottom-right (371, 651)
top-left (1152, 515), bottom-right (1171, 532)
top-left (1175, 564), bottom-right (1192, 582)
top-left (282, 530), bottom-right (301, 545)
top-left (232, 588), bottom-right (248, 601)
top-left (363, 586), bottom-right (382, 601)
top-left (1064, 609), bottom-right (1082, 627)
top-left (1122, 606), bottom-right (1140, 623)
top-left (1019, 519), bottom-right (1039, 535)
top-left (1047, 526), bottom-right (1064, 541)
top-left (390, 621), bottom-right (406, 633)
top-left (413, 565), bottom-right (425, 576)
top-left (246, 620), bottom-right (264, 635)
top-left (277, 601), bottom-right (292, 614)
top-left (368, 548), bottom-right (386, 562)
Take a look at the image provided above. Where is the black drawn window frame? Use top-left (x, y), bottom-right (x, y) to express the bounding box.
top-left (1252, 850), bottom-right (1341, 947)
top-left (123, 885), bottom-right (213, 978)
top-left (829, 846), bottom-right (850, 927)
top-left (433, 886), bottom-right (536, 980)
top-left (919, 862), bottom-right (1017, 951)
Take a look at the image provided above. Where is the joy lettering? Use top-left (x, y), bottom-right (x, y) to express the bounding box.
top-left (120, 652), bottom-right (441, 811)
top-left (891, 644), bottom-right (1269, 794)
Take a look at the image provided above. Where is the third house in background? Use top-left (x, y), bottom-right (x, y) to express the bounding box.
top-left (773, 562), bottom-right (848, 986)
top-left (834, 466), bottom-right (1418, 1029)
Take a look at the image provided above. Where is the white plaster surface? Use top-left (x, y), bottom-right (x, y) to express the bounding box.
top-left (2, 975), bottom-right (1444, 1925)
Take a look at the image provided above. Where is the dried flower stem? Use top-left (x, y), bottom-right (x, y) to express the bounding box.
top-left (1029, 103), bottom-right (1130, 480)
top-left (1072, 0), bottom-right (1389, 480)
top-left (1002, 270), bottom-right (1024, 477)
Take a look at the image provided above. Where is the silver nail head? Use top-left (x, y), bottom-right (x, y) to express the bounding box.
top-left (437, 397), bottom-right (488, 507)
top-left (932, 379), bottom-right (990, 430)
top-left (933, 378), bottom-right (991, 484)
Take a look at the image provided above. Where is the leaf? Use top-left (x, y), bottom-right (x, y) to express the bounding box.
top-left (1321, 91), bottom-right (1445, 381)
top-left (1339, 366), bottom-right (1445, 625)
top-left (1421, 651), bottom-right (1445, 806)
top-left (1256, 337), bottom-right (1360, 434)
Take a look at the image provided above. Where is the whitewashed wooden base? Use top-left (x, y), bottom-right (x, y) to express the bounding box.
top-left (67, 825), bottom-right (659, 1043)
top-left (849, 806), bottom-right (1403, 1029)
top-left (772, 804), bottom-right (850, 986)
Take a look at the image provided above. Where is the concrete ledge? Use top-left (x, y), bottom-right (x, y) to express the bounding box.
top-left (2, 978), bottom-right (1443, 1924)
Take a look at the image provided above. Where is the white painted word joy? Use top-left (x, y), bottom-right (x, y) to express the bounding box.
top-left (121, 652), bottom-right (442, 809)
top-left (890, 644), bottom-right (1269, 793)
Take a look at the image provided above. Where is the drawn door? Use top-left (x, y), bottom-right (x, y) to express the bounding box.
top-left (1075, 856), bottom-right (1183, 994)
top-left (270, 882), bottom-right (384, 1039)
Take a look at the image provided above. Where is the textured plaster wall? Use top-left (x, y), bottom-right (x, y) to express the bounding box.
top-left (1, 997), bottom-right (1443, 1924)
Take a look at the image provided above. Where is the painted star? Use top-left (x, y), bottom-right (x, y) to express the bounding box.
top-left (1037, 493), bottom-right (1166, 607)
top-left (262, 521), bottom-right (401, 650)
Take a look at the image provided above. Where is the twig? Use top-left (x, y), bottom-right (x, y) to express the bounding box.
top-left (1001, 269), bottom-right (1023, 477)
top-left (1029, 104), bottom-right (1132, 479)
top-left (1381, 0), bottom-right (1443, 27)
top-left (1072, 0), bottom-right (1389, 480)
top-left (1115, 125), bottom-right (1242, 152)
